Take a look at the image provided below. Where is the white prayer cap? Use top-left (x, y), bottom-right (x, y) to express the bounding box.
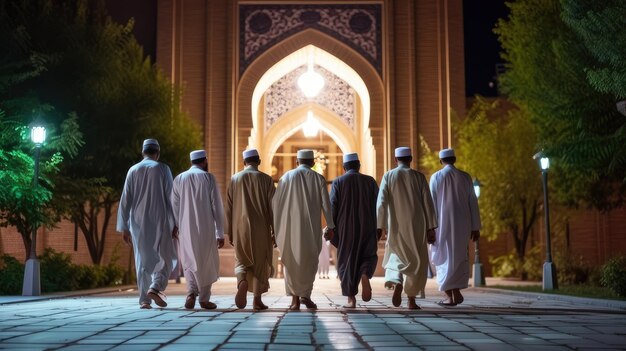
top-left (394, 147), bottom-right (411, 157)
top-left (242, 148), bottom-right (259, 159)
top-left (439, 148), bottom-right (455, 159)
top-left (142, 139), bottom-right (159, 150)
top-left (297, 149), bottom-right (314, 159)
top-left (189, 149), bottom-right (206, 161)
top-left (343, 152), bottom-right (359, 163)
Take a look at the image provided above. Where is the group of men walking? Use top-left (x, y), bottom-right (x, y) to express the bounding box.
top-left (117, 139), bottom-right (481, 310)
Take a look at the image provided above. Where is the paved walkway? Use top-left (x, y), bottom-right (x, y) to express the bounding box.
top-left (1, 276), bottom-right (625, 350)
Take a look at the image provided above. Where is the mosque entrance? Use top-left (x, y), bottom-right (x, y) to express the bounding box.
top-left (235, 31), bottom-right (388, 183)
top-left (270, 129), bottom-right (343, 184)
top-left (240, 43), bottom-right (380, 181)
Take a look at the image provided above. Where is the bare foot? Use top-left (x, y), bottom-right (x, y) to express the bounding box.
top-left (300, 297), bottom-right (317, 309)
top-left (343, 296), bottom-right (356, 308)
top-left (452, 289), bottom-right (464, 305)
top-left (235, 280), bottom-right (248, 309)
top-left (288, 296), bottom-right (300, 311)
top-left (199, 301), bottom-right (217, 309)
top-left (392, 283), bottom-right (403, 307)
top-left (361, 274), bottom-right (372, 302)
top-left (407, 296), bottom-right (421, 310)
top-left (253, 296), bottom-right (268, 310)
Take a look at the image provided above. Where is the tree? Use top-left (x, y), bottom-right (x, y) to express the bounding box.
top-left (1, 0), bottom-right (201, 264)
top-left (421, 97), bottom-right (543, 279)
top-left (0, 7), bottom-right (83, 259)
top-left (495, 0), bottom-right (626, 211)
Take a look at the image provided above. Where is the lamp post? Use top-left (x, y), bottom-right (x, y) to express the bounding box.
top-left (533, 151), bottom-right (558, 290)
top-left (472, 178), bottom-right (486, 287)
top-left (22, 121), bottom-right (46, 296)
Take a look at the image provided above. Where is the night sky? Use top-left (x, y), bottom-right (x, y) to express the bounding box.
top-left (106, 0), bottom-right (509, 98)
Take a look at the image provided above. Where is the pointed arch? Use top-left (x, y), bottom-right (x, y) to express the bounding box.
top-left (235, 28), bottom-right (386, 179)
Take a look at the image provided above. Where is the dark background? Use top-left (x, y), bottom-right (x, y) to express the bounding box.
top-left (106, 0), bottom-right (509, 97)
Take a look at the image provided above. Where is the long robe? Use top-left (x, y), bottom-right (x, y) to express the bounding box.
top-left (376, 164), bottom-right (437, 296)
top-left (429, 164), bottom-right (481, 291)
top-left (171, 166), bottom-right (225, 293)
top-left (117, 157), bottom-right (176, 304)
top-left (330, 169), bottom-right (379, 296)
top-left (225, 165), bottom-right (275, 294)
top-left (272, 164), bottom-right (335, 298)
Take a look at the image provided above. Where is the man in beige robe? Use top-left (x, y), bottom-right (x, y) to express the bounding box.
top-left (377, 147), bottom-right (438, 309)
top-left (272, 149), bottom-right (335, 310)
top-left (225, 148), bottom-right (275, 310)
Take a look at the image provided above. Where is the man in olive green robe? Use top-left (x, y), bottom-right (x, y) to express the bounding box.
top-left (225, 148), bottom-right (275, 310)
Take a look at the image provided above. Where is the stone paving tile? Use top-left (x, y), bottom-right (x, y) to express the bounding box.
top-left (56, 345), bottom-right (117, 351)
top-left (110, 344), bottom-right (163, 351)
top-left (7, 330), bottom-right (94, 344)
top-left (217, 342), bottom-right (266, 349)
top-left (1, 277), bottom-right (625, 350)
top-left (266, 344), bottom-right (316, 351)
top-left (0, 344), bottom-right (61, 351)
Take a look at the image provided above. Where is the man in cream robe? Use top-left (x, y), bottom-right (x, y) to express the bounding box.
top-left (430, 148), bottom-right (481, 305)
top-left (117, 139), bottom-right (177, 309)
top-left (225, 148), bottom-right (275, 310)
top-left (377, 147), bottom-right (437, 309)
top-left (171, 150), bottom-right (225, 309)
top-left (272, 149), bottom-right (335, 310)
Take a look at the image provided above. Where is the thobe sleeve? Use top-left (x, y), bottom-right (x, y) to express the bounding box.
top-left (376, 174), bottom-right (388, 229)
top-left (320, 175), bottom-right (335, 229)
top-left (429, 174), bottom-right (440, 219)
top-left (329, 179), bottom-right (340, 247)
top-left (272, 178), bottom-right (284, 235)
top-left (164, 166), bottom-right (175, 231)
top-left (210, 174), bottom-right (226, 239)
top-left (266, 178), bottom-right (276, 232)
top-left (171, 178), bottom-right (180, 227)
top-left (420, 173), bottom-right (438, 230)
top-left (468, 176), bottom-right (482, 231)
top-left (116, 170), bottom-right (133, 232)
top-left (224, 178), bottom-right (234, 237)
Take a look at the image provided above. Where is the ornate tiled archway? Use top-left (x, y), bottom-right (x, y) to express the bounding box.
top-left (235, 29), bottom-right (386, 180)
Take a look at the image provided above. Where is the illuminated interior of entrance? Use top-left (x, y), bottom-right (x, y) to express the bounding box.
top-left (247, 45), bottom-right (376, 177)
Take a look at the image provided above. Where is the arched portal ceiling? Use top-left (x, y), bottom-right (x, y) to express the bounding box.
top-left (239, 3), bottom-right (382, 76)
top-left (251, 45), bottom-right (371, 133)
top-left (264, 64), bottom-right (356, 131)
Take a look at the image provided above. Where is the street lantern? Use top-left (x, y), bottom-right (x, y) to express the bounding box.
top-left (472, 178), bottom-right (485, 287)
top-left (23, 120), bottom-right (46, 296)
top-left (533, 150), bottom-right (558, 290)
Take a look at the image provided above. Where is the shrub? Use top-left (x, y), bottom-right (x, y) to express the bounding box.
top-left (0, 255), bottom-right (24, 295)
top-left (0, 248), bottom-right (125, 295)
top-left (40, 248), bottom-right (79, 292)
top-left (601, 256), bottom-right (626, 297)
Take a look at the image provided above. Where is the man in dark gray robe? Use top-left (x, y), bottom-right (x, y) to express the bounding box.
top-left (330, 152), bottom-right (381, 308)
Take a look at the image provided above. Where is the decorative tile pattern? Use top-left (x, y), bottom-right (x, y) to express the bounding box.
top-left (240, 4), bottom-right (382, 76)
top-left (263, 65), bottom-right (355, 130)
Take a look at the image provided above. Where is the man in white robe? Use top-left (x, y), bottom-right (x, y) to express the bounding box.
top-left (171, 150), bottom-right (225, 309)
top-left (225, 148), bottom-right (275, 310)
top-left (117, 139), bottom-right (177, 309)
top-left (272, 149), bottom-right (335, 310)
top-left (429, 148), bottom-right (481, 305)
top-left (377, 147), bottom-right (438, 309)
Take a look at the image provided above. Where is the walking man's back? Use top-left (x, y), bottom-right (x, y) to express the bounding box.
top-left (430, 148), bottom-right (481, 306)
top-left (117, 139), bottom-right (176, 309)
